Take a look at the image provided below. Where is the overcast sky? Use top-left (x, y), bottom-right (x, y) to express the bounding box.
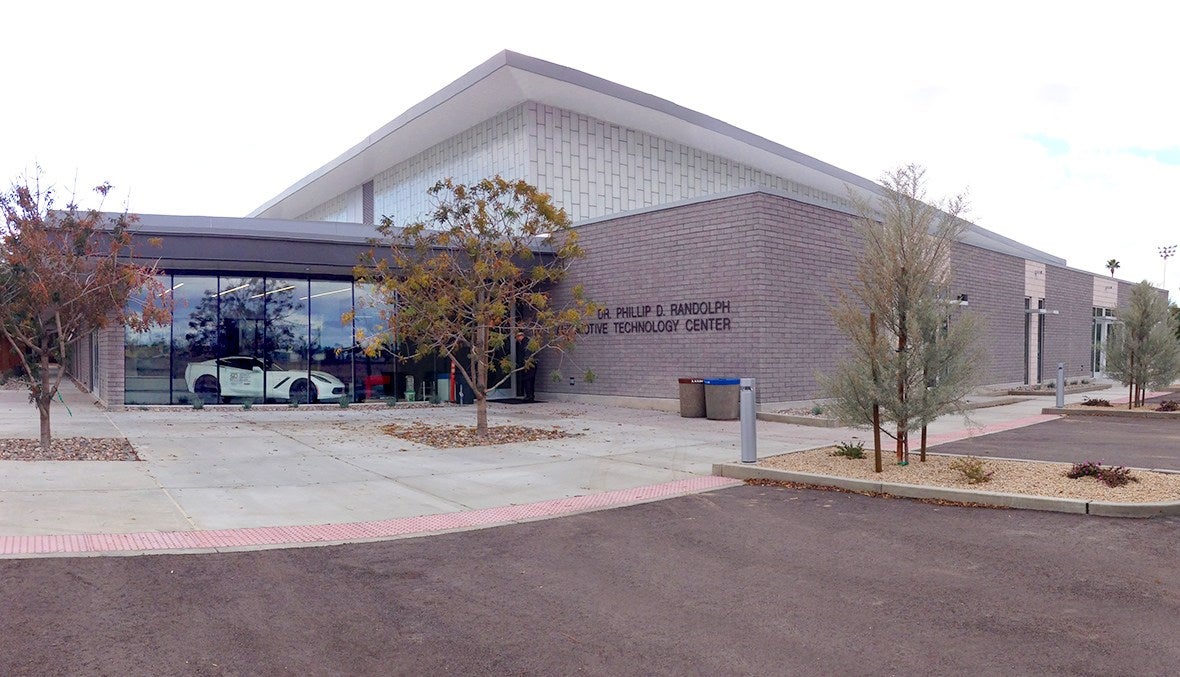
top-left (4, 1), bottom-right (1177, 292)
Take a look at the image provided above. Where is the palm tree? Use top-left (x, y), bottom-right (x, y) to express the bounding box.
top-left (1106, 259), bottom-right (1120, 277)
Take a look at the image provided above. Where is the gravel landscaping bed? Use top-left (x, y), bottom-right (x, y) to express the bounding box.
top-left (0, 437), bottom-right (139, 461)
top-left (381, 421), bottom-right (574, 448)
top-left (759, 447), bottom-right (1180, 503)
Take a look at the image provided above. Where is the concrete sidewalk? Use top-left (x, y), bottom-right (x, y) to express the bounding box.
top-left (0, 382), bottom-right (1102, 552)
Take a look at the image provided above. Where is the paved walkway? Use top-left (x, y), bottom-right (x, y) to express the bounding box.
top-left (0, 382), bottom-right (1127, 556)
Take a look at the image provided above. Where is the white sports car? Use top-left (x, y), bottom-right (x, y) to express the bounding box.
top-left (184, 356), bottom-right (347, 403)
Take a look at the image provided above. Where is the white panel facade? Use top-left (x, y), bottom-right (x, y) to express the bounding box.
top-left (525, 102), bottom-right (849, 222)
top-left (371, 105), bottom-right (530, 223)
top-left (1092, 275), bottom-right (1118, 308)
top-left (297, 101), bottom-right (850, 227)
top-left (299, 186), bottom-right (363, 223)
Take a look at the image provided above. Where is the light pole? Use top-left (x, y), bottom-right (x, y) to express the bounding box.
top-left (1160, 245), bottom-right (1177, 289)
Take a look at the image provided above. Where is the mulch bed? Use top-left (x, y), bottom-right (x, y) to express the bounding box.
top-left (0, 437), bottom-right (139, 461)
top-left (381, 421), bottom-right (573, 448)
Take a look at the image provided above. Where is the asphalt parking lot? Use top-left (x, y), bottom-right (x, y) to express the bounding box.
top-left (935, 415), bottom-right (1180, 470)
top-left (2, 483), bottom-right (1178, 676)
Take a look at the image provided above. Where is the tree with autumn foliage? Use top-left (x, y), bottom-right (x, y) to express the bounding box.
top-left (356, 176), bottom-right (596, 436)
top-left (0, 171), bottom-right (169, 451)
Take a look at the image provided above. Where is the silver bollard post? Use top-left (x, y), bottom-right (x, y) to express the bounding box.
top-left (1056, 362), bottom-right (1065, 409)
top-left (740, 378), bottom-right (757, 463)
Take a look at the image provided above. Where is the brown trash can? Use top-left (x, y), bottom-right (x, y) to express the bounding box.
top-left (677, 378), bottom-right (705, 418)
top-left (704, 378), bottom-right (740, 420)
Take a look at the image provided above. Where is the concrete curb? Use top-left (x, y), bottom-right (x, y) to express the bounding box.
top-left (959, 396), bottom-right (1034, 410)
top-left (1005, 384), bottom-right (1112, 396)
top-left (712, 462), bottom-right (1180, 518)
top-left (757, 397), bottom-right (1031, 428)
top-left (1041, 407), bottom-right (1180, 419)
top-left (756, 412), bottom-right (841, 427)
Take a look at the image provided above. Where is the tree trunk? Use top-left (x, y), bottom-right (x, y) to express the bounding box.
top-left (474, 324), bottom-right (489, 436)
top-left (896, 309), bottom-right (907, 464)
top-left (38, 344), bottom-right (52, 452)
top-left (870, 313), bottom-right (882, 473)
top-left (1128, 353), bottom-right (1134, 410)
top-left (920, 424), bottom-right (927, 462)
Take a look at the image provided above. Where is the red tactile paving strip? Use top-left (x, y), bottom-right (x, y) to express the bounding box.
top-left (0, 476), bottom-right (743, 557)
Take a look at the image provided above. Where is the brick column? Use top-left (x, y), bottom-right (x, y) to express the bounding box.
top-left (97, 325), bottom-right (126, 408)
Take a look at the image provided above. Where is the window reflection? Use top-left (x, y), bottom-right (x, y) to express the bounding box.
top-left (172, 275), bottom-right (220, 404)
top-left (353, 283), bottom-right (397, 401)
top-left (309, 281), bottom-right (354, 401)
top-left (123, 275), bottom-right (418, 405)
top-left (265, 278), bottom-right (311, 402)
top-left (124, 275), bottom-right (171, 404)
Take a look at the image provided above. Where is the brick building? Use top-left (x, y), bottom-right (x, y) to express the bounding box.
top-left (75, 51), bottom-right (1144, 409)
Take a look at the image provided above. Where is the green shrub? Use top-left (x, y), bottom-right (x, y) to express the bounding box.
top-left (384, 397), bottom-right (398, 408)
top-left (949, 456), bottom-right (994, 484)
top-left (1081, 398), bottom-right (1112, 407)
top-left (831, 441), bottom-right (865, 459)
top-left (192, 400), bottom-right (204, 410)
top-left (1156, 400), bottom-right (1179, 412)
top-left (338, 396), bottom-right (350, 408)
top-left (241, 399), bottom-right (254, 410)
top-left (288, 400), bottom-right (300, 408)
top-left (811, 404), bottom-right (824, 416)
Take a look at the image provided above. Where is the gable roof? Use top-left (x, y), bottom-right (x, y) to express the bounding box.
top-left (250, 50), bottom-right (1063, 266)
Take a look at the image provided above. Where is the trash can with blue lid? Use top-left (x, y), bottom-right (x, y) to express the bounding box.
top-left (703, 378), bottom-right (741, 420)
top-left (677, 378), bottom-right (705, 418)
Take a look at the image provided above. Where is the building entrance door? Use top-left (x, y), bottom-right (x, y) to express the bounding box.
top-left (1092, 311), bottom-right (1117, 377)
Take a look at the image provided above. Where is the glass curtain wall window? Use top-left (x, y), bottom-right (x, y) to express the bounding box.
top-left (309, 280), bottom-right (355, 401)
top-left (127, 275), bottom-right (385, 405)
top-left (262, 278), bottom-right (314, 403)
top-left (170, 275), bottom-right (220, 404)
top-left (352, 283), bottom-right (401, 402)
top-left (124, 275), bottom-right (172, 404)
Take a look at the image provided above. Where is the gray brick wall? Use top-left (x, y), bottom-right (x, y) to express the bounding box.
top-left (545, 191), bottom-right (1099, 405)
top-left (950, 244), bottom-right (1026, 384)
top-left (744, 193), bottom-right (859, 402)
top-left (542, 194), bottom-right (766, 400)
top-left (1045, 265), bottom-right (1096, 380)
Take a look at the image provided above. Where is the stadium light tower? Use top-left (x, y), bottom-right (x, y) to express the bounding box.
top-left (1160, 245), bottom-right (1177, 289)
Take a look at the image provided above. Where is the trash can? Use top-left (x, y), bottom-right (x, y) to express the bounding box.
top-left (677, 378), bottom-right (705, 418)
top-left (703, 378), bottom-right (741, 420)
